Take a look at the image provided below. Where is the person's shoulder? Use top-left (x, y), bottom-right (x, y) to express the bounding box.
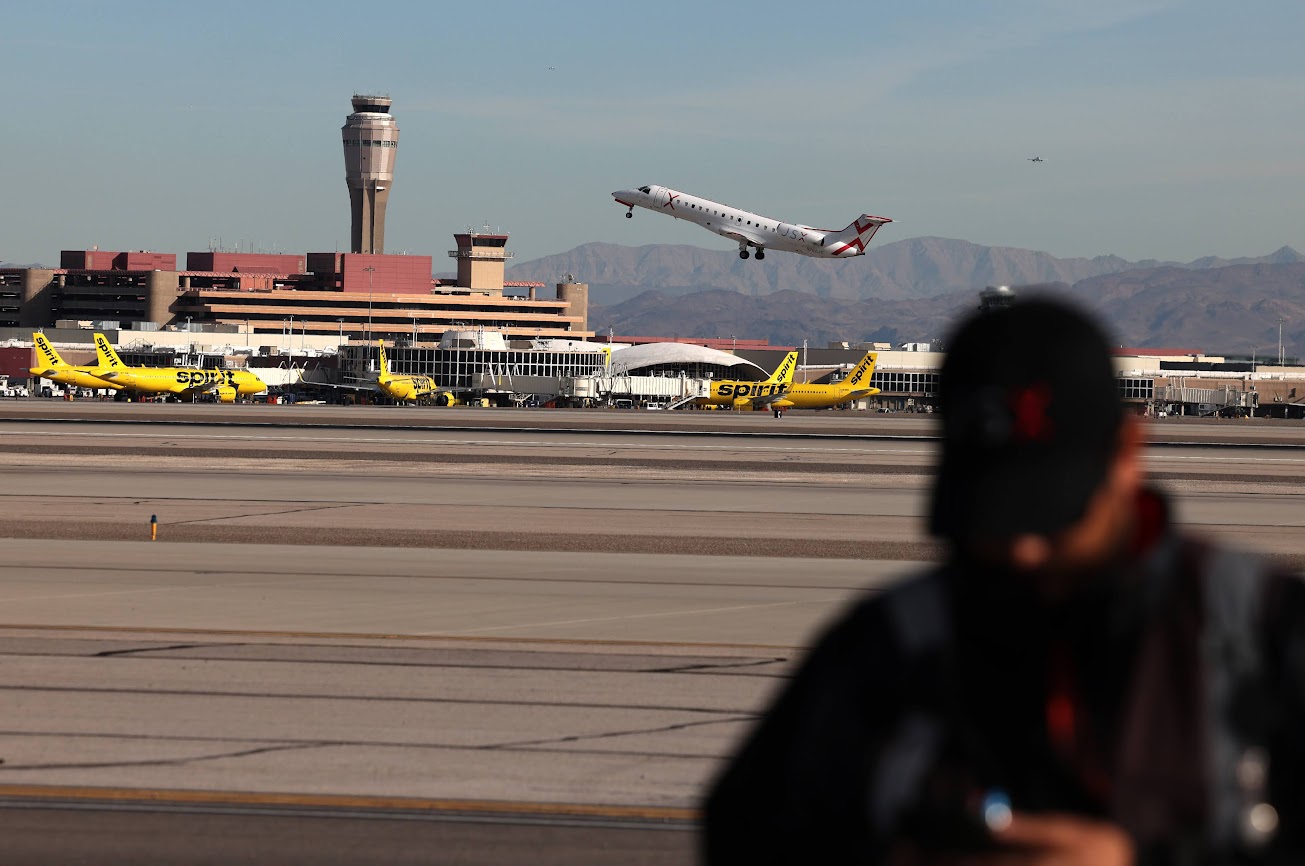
top-left (1171, 532), bottom-right (1304, 630)
top-left (810, 567), bottom-right (952, 659)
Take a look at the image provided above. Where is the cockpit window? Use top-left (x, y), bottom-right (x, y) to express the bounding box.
top-left (638, 186), bottom-right (651, 194)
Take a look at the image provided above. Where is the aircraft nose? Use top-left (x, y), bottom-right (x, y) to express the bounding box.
top-left (613, 190), bottom-right (637, 202)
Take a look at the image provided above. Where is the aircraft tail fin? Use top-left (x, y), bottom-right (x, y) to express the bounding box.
top-left (842, 352), bottom-right (879, 393)
top-left (93, 333), bottom-right (125, 370)
top-left (32, 333), bottom-right (67, 370)
top-left (828, 215), bottom-right (893, 255)
top-left (377, 340), bottom-right (389, 379)
top-left (764, 351), bottom-right (799, 385)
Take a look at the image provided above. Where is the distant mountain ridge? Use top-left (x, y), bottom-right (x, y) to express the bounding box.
top-left (589, 261), bottom-right (1305, 355)
top-left (509, 238), bottom-right (1303, 305)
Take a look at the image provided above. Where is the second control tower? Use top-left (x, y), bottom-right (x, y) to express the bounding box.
top-left (342, 94), bottom-right (399, 254)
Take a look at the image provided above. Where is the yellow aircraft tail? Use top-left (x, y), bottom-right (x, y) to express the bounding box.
top-left (843, 352), bottom-right (879, 392)
top-left (93, 332), bottom-right (126, 371)
top-left (377, 340), bottom-right (390, 381)
top-left (763, 351), bottom-right (799, 385)
top-left (32, 333), bottom-right (68, 370)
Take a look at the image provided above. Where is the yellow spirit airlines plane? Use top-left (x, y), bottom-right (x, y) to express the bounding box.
top-left (612, 185), bottom-right (892, 260)
top-left (29, 333), bottom-right (123, 391)
top-left (93, 333), bottom-right (266, 403)
top-left (768, 352), bottom-right (880, 413)
top-left (699, 351), bottom-right (798, 410)
top-left (373, 341), bottom-right (442, 403)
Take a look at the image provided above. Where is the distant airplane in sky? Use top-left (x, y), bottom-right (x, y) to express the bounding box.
top-left (611, 185), bottom-right (892, 260)
top-left (1028, 157), bottom-right (1044, 162)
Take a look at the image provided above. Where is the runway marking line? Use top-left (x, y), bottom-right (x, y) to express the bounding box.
top-left (3, 429), bottom-right (934, 457)
top-left (0, 622), bottom-right (801, 651)
top-left (0, 783), bottom-right (699, 823)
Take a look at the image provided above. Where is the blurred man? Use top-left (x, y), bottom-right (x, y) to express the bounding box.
top-left (703, 299), bottom-right (1305, 865)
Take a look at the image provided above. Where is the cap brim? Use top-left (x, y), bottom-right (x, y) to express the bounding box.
top-left (929, 447), bottom-right (1110, 541)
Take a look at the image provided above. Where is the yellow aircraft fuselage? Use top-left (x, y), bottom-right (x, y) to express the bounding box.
top-left (107, 367), bottom-right (267, 398)
top-left (769, 352), bottom-right (880, 410)
top-left (374, 341), bottom-right (442, 403)
top-left (93, 333), bottom-right (266, 402)
top-left (378, 373), bottom-right (439, 403)
top-left (696, 351), bottom-right (799, 409)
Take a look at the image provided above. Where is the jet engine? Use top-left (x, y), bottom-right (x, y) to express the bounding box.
top-left (216, 386), bottom-right (238, 404)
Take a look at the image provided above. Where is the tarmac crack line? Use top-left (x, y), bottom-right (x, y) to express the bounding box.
top-left (93, 643), bottom-right (218, 658)
top-left (164, 504), bottom-right (361, 526)
top-left (488, 715), bottom-right (756, 751)
top-left (643, 658), bottom-right (788, 674)
top-left (0, 728), bottom-right (735, 763)
top-left (0, 742), bottom-right (326, 773)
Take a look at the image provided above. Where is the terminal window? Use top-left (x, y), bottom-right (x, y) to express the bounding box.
top-left (870, 371), bottom-right (939, 396)
top-left (1117, 378), bottom-right (1155, 400)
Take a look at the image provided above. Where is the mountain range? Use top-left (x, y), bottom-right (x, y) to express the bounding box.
top-left (585, 261), bottom-right (1305, 354)
top-left (508, 237), bottom-right (1303, 305)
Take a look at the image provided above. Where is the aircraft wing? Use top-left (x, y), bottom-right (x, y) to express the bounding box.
top-left (301, 371), bottom-right (377, 392)
top-left (740, 391), bottom-right (789, 408)
top-left (718, 228), bottom-right (768, 247)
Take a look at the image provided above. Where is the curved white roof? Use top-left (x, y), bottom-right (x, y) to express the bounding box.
top-left (608, 342), bottom-right (766, 377)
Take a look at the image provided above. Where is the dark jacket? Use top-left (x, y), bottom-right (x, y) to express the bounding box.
top-left (702, 491), bottom-right (1305, 865)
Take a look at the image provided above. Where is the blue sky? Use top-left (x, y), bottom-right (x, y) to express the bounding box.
top-left (2, 0), bottom-right (1302, 267)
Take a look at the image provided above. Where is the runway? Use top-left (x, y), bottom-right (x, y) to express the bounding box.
top-left (1, 407), bottom-right (1303, 861)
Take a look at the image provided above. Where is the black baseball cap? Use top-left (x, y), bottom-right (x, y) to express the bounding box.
top-left (929, 298), bottom-right (1125, 541)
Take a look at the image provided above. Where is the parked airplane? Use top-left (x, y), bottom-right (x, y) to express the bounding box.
top-left (699, 351), bottom-right (798, 410)
top-left (373, 341), bottom-right (443, 403)
top-left (93, 333), bottom-right (266, 402)
top-left (305, 340), bottom-right (448, 404)
top-left (29, 333), bottom-right (123, 391)
top-left (612, 185), bottom-right (892, 260)
top-left (766, 352), bottom-right (879, 415)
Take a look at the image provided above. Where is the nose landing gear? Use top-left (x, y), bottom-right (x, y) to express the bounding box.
top-left (625, 207), bottom-right (633, 219)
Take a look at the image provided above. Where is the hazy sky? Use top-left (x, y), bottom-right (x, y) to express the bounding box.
top-left (3, 0), bottom-right (1303, 267)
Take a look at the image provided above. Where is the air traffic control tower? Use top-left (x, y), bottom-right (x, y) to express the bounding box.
top-left (342, 94), bottom-right (399, 254)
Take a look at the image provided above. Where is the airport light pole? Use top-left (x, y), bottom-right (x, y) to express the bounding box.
top-left (363, 266), bottom-right (377, 344)
top-left (338, 318), bottom-right (344, 347)
top-left (412, 315), bottom-right (417, 346)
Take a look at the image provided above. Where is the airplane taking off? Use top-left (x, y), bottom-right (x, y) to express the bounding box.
top-left (93, 333), bottom-right (266, 402)
top-left (29, 333), bottom-right (123, 391)
top-left (1028, 157), bottom-right (1044, 162)
top-left (766, 352), bottom-right (879, 415)
top-left (612, 185), bottom-right (892, 260)
top-left (698, 351), bottom-right (798, 410)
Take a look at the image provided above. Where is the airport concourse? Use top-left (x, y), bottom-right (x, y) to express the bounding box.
top-left (3, 400), bottom-right (1305, 861)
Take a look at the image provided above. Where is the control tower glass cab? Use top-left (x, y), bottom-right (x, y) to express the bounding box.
top-left (342, 94), bottom-right (399, 254)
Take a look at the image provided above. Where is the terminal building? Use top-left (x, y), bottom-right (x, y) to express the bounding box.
top-left (0, 93), bottom-right (591, 341)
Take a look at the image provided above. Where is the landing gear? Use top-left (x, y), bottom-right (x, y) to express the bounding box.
top-left (755, 248), bottom-right (766, 260)
top-left (625, 208), bottom-right (633, 219)
top-left (738, 249), bottom-right (750, 260)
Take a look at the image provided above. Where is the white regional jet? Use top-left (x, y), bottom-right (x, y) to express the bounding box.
top-left (612, 184), bottom-right (892, 260)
